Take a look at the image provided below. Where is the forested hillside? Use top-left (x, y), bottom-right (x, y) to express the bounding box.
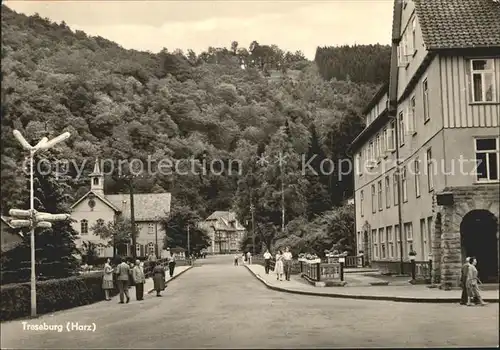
top-left (1, 6), bottom-right (389, 255)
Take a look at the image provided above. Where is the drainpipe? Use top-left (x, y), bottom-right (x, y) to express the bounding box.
top-left (388, 0), bottom-right (405, 275)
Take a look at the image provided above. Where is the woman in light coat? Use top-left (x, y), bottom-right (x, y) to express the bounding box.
top-left (274, 250), bottom-right (284, 281)
top-left (466, 257), bottom-right (487, 306)
top-left (102, 258), bottom-right (114, 301)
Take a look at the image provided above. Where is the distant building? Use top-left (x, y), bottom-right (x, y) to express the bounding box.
top-left (351, 0), bottom-right (500, 286)
top-left (1, 216), bottom-right (24, 252)
top-left (70, 159), bottom-right (171, 258)
top-left (199, 211), bottom-right (246, 254)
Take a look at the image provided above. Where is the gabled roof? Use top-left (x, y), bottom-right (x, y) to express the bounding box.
top-left (415, 0), bottom-right (500, 49)
top-left (206, 211), bottom-right (237, 221)
top-left (204, 211), bottom-right (245, 231)
top-left (106, 193), bottom-right (171, 221)
top-left (70, 190), bottom-right (122, 212)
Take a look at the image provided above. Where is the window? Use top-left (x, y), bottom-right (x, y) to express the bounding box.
top-left (409, 96), bottom-right (416, 135)
top-left (375, 133), bottom-right (381, 159)
top-left (148, 242), bottom-right (155, 255)
top-left (395, 224), bottom-right (400, 258)
top-left (414, 157), bottom-right (421, 197)
top-left (356, 153), bottom-right (362, 176)
top-left (387, 121), bottom-right (396, 151)
top-left (93, 178), bottom-right (99, 185)
top-left (80, 219), bottom-right (88, 235)
top-left (398, 111), bottom-right (405, 145)
top-left (411, 18), bottom-right (417, 54)
top-left (420, 218), bottom-right (427, 258)
top-left (475, 138), bottom-right (499, 182)
top-left (404, 222), bottom-right (413, 241)
top-left (381, 128), bottom-right (387, 156)
top-left (369, 141), bottom-right (374, 162)
top-left (385, 176), bottom-right (391, 208)
top-left (387, 226), bottom-right (394, 258)
top-left (372, 229), bottom-right (378, 259)
top-left (393, 172), bottom-right (399, 205)
top-left (423, 79), bottom-right (430, 122)
top-left (470, 59), bottom-right (495, 103)
top-left (379, 228), bottom-right (386, 259)
top-left (426, 217), bottom-right (433, 258)
top-left (360, 190), bottom-right (364, 217)
top-left (378, 180), bottom-right (383, 211)
top-left (371, 184), bottom-right (376, 213)
top-left (426, 148), bottom-right (434, 191)
top-left (148, 223), bottom-right (154, 234)
top-left (96, 218), bottom-right (104, 226)
top-left (397, 35), bottom-right (408, 67)
top-left (402, 166), bottom-right (408, 203)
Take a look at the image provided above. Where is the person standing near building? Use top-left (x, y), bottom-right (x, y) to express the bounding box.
top-left (152, 261), bottom-right (166, 297)
top-left (466, 257), bottom-right (487, 306)
top-left (234, 253), bottom-right (239, 266)
top-left (274, 250), bottom-right (284, 281)
top-left (133, 259), bottom-right (145, 301)
top-left (246, 251), bottom-right (252, 264)
top-left (115, 257), bottom-right (131, 304)
top-left (168, 254), bottom-right (176, 278)
top-left (282, 246), bottom-right (293, 281)
top-left (263, 249), bottom-right (272, 274)
top-left (460, 257), bottom-right (471, 305)
top-left (102, 258), bottom-right (114, 301)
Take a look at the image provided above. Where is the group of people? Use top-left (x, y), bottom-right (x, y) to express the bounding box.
top-left (460, 257), bottom-right (487, 306)
top-left (234, 251), bottom-right (253, 265)
top-left (101, 254), bottom-right (178, 303)
top-left (266, 247), bottom-right (293, 281)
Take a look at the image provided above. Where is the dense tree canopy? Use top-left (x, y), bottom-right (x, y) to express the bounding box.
top-left (1, 6), bottom-right (388, 259)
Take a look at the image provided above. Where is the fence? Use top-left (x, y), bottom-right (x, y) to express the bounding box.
top-left (371, 260), bottom-right (432, 282)
top-left (300, 259), bottom-right (343, 282)
top-left (325, 255), bottom-right (362, 268)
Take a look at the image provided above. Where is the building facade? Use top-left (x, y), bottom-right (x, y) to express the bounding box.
top-left (199, 211), bottom-right (246, 254)
top-left (351, 0), bottom-right (500, 287)
top-left (70, 159), bottom-right (171, 258)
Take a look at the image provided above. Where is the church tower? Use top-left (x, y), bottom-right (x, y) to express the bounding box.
top-left (89, 158), bottom-right (104, 197)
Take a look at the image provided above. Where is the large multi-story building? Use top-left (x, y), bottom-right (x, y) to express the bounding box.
top-left (70, 159), bottom-right (171, 258)
top-left (199, 211), bottom-right (246, 254)
top-left (351, 0), bottom-right (500, 287)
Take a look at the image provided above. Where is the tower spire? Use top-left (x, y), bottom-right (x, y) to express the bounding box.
top-left (89, 158), bottom-right (104, 196)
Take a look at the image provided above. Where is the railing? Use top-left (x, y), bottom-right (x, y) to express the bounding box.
top-left (325, 255), bottom-right (362, 268)
top-left (300, 259), bottom-right (343, 282)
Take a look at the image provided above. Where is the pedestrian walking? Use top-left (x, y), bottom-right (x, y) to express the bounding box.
top-left (466, 257), bottom-right (487, 306)
top-left (275, 250), bottom-right (284, 281)
top-left (247, 251), bottom-right (252, 265)
top-left (168, 254), bottom-right (176, 277)
top-left (133, 259), bottom-right (145, 301)
top-left (263, 249), bottom-right (272, 274)
top-left (460, 257), bottom-right (471, 305)
top-left (234, 253), bottom-right (239, 266)
top-left (282, 246), bottom-right (293, 281)
top-left (152, 261), bottom-right (166, 297)
top-left (115, 257), bottom-right (131, 304)
top-left (102, 258), bottom-right (114, 301)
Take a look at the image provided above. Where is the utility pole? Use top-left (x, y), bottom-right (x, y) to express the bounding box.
top-left (187, 224), bottom-right (190, 257)
top-left (128, 179), bottom-right (137, 260)
top-left (155, 221), bottom-right (159, 258)
top-left (250, 204), bottom-right (255, 255)
top-left (279, 153), bottom-right (285, 232)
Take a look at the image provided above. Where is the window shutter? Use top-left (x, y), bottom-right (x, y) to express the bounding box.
top-left (465, 59), bottom-right (472, 103)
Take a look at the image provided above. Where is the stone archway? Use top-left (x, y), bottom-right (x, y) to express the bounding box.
top-left (460, 209), bottom-right (499, 283)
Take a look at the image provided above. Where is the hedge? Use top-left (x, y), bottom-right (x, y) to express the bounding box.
top-left (0, 272), bottom-right (118, 321)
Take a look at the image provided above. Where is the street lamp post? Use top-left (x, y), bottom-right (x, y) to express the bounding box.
top-left (11, 130), bottom-right (71, 318)
top-left (250, 204), bottom-right (255, 255)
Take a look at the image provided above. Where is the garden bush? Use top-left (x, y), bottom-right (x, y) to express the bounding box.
top-left (0, 272), bottom-right (118, 321)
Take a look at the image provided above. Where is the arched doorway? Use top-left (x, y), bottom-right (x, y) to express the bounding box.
top-left (460, 209), bottom-right (499, 283)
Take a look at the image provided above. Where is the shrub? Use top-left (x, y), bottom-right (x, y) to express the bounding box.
top-left (0, 272), bottom-right (118, 321)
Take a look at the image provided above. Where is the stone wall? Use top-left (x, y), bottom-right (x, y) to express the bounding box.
top-left (436, 185), bottom-right (500, 289)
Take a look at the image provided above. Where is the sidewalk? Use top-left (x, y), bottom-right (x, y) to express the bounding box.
top-left (245, 264), bottom-right (499, 303)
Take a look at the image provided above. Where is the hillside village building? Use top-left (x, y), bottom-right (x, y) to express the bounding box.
top-left (199, 211), bottom-right (246, 254)
top-left (351, 0), bottom-right (499, 287)
top-left (70, 159), bottom-right (171, 258)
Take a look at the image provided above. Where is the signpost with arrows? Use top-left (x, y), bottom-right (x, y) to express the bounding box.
top-left (11, 129), bottom-right (71, 317)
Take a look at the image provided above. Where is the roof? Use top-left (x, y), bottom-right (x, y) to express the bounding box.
top-left (70, 190), bottom-right (122, 212)
top-left (361, 83), bottom-right (389, 115)
top-left (415, 0), bottom-right (500, 49)
top-left (204, 211), bottom-right (245, 231)
top-left (106, 193), bottom-right (171, 221)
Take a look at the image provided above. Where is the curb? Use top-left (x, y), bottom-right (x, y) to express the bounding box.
top-left (244, 265), bottom-right (499, 304)
top-left (147, 265), bottom-right (194, 294)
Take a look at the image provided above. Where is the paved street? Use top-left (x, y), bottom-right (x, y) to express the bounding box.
top-left (1, 255), bottom-right (498, 348)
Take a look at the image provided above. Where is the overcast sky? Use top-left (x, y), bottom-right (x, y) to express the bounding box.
top-left (5, 0), bottom-right (393, 59)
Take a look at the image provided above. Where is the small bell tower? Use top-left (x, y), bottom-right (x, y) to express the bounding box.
top-left (89, 158), bottom-right (104, 197)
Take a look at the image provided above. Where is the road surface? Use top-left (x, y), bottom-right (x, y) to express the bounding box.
top-left (1, 255), bottom-right (498, 348)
